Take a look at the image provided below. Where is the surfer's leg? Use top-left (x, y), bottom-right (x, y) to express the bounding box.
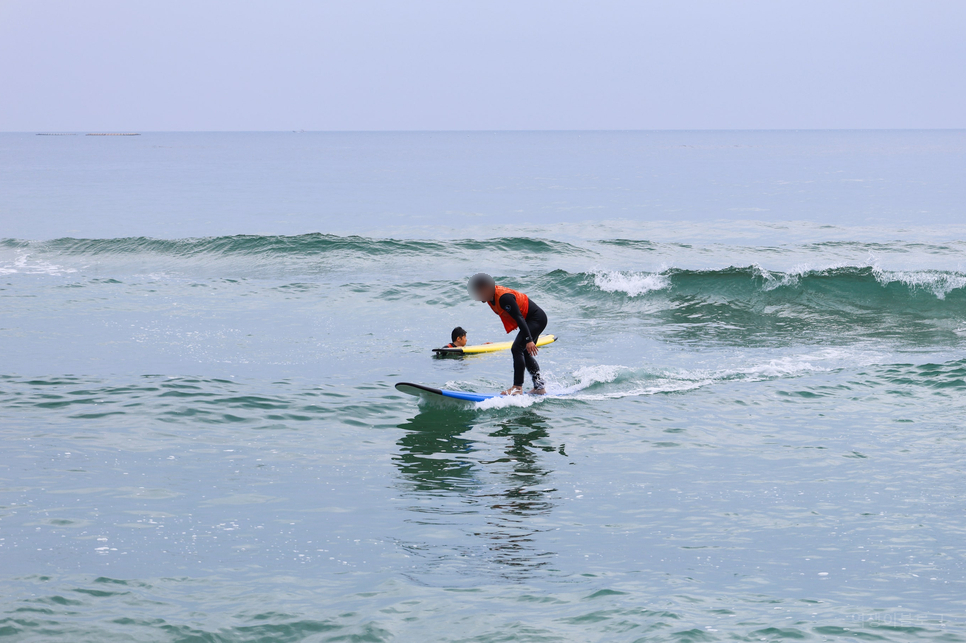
top-left (523, 307), bottom-right (548, 390)
top-left (510, 332), bottom-right (528, 387)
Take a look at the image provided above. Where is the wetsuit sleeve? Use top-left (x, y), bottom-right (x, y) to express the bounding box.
top-left (499, 293), bottom-right (533, 342)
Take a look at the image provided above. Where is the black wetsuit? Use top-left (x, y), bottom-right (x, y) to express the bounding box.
top-left (496, 293), bottom-right (548, 388)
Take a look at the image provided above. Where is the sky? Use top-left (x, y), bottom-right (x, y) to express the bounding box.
top-left (0, 0), bottom-right (964, 131)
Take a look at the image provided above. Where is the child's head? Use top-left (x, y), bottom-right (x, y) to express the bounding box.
top-left (468, 273), bottom-right (495, 301)
top-left (451, 326), bottom-right (467, 347)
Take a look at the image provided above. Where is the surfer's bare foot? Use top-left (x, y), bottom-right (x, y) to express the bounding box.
top-left (501, 386), bottom-right (523, 396)
top-left (529, 387), bottom-right (546, 395)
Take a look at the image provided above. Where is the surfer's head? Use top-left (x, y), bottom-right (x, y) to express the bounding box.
top-left (468, 273), bottom-right (495, 302)
top-left (451, 327), bottom-right (467, 347)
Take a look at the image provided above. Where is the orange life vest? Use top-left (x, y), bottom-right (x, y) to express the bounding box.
top-left (488, 285), bottom-right (529, 333)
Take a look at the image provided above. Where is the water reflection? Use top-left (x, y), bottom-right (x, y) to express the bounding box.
top-left (395, 408), bottom-right (479, 495)
top-left (393, 407), bottom-right (561, 580)
top-left (478, 411), bottom-right (558, 572)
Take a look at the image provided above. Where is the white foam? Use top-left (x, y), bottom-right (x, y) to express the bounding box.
top-left (717, 354), bottom-right (829, 380)
top-left (570, 348), bottom-right (883, 402)
top-left (593, 270), bottom-right (670, 297)
top-left (752, 263), bottom-right (800, 291)
top-left (472, 364), bottom-right (626, 409)
top-left (572, 364), bottom-right (623, 384)
top-left (476, 393), bottom-right (539, 410)
top-left (0, 252), bottom-right (77, 276)
top-left (751, 259), bottom-right (966, 300)
top-left (464, 347), bottom-right (891, 408)
top-left (872, 267), bottom-right (966, 300)
top-left (577, 376), bottom-right (714, 401)
top-left (550, 364), bottom-right (624, 396)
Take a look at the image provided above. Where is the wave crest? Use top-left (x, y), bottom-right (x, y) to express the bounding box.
top-left (593, 271), bottom-right (671, 296)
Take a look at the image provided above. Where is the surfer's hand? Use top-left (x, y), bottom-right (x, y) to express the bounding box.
top-left (526, 341), bottom-right (538, 356)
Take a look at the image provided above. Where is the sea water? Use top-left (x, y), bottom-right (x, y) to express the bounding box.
top-left (1, 131), bottom-right (965, 641)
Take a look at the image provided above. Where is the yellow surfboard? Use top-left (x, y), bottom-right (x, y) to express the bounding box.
top-left (433, 334), bottom-right (556, 355)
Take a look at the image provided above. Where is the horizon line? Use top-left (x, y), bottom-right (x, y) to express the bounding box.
top-left (6, 127), bottom-right (966, 134)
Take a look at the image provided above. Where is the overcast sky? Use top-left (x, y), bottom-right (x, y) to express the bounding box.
top-left (1, 0), bottom-right (964, 131)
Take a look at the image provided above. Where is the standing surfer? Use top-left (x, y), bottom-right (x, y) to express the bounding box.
top-left (468, 273), bottom-right (547, 395)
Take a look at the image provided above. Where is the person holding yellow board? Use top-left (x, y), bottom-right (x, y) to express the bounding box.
top-left (443, 327), bottom-right (468, 349)
top-left (468, 273), bottom-right (548, 396)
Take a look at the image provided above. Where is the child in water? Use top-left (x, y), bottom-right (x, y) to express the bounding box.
top-left (444, 327), bottom-right (467, 349)
top-left (468, 273), bottom-right (547, 395)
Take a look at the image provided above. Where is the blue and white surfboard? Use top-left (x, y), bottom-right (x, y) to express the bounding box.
top-left (395, 382), bottom-right (496, 402)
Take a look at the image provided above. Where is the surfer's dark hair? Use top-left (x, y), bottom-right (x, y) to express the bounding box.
top-left (468, 273), bottom-right (495, 297)
top-left (451, 327), bottom-right (466, 343)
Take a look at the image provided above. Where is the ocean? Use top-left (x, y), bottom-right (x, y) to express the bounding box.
top-left (1, 131), bottom-right (965, 641)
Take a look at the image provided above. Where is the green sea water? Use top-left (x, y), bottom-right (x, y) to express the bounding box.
top-left (1, 131), bottom-right (965, 641)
